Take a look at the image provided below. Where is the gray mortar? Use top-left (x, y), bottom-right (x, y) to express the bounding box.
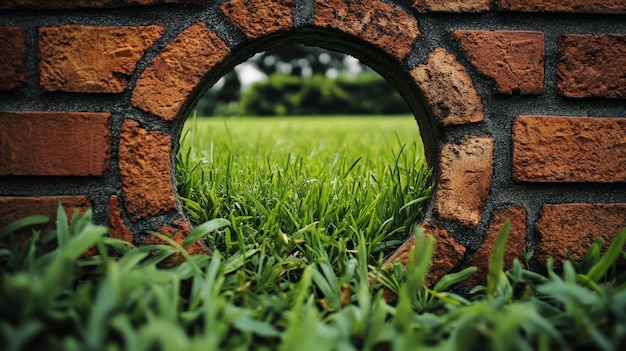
top-left (0, 2), bottom-right (625, 262)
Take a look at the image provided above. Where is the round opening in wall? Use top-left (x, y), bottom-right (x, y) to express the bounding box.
top-left (175, 44), bottom-right (433, 262)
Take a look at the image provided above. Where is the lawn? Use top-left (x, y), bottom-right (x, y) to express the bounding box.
top-left (1, 116), bottom-right (625, 350)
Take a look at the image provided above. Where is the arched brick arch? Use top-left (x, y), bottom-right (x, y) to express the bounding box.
top-left (1, 0), bottom-right (625, 285)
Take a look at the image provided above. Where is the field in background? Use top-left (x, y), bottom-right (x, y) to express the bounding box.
top-left (176, 115), bottom-right (432, 262)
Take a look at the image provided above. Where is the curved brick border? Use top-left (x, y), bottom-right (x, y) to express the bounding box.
top-left (1, 0), bottom-right (625, 278)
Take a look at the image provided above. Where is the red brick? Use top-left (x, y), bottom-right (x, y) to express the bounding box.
top-left (433, 136), bottom-right (494, 227)
top-left (410, 0), bottom-right (491, 12)
top-left (382, 221), bottom-right (466, 287)
top-left (411, 48), bottom-right (484, 126)
top-left (536, 204), bottom-right (626, 267)
top-left (452, 30), bottom-right (544, 95)
top-left (499, 0), bottom-right (626, 14)
top-left (557, 34), bottom-right (626, 99)
top-left (512, 116), bottom-right (626, 183)
top-left (0, 196), bottom-right (91, 248)
top-left (39, 25), bottom-right (163, 93)
top-left (140, 218), bottom-right (210, 267)
top-left (0, 111), bottom-right (112, 176)
top-left (0, 0), bottom-right (202, 9)
top-left (0, 27), bottom-right (27, 91)
top-left (118, 119), bottom-right (177, 222)
top-left (222, 0), bottom-right (293, 39)
top-left (314, 0), bottom-right (419, 61)
top-left (131, 22), bottom-right (230, 121)
top-left (464, 205), bottom-right (526, 286)
top-left (108, 195), bottom-right (134, 245)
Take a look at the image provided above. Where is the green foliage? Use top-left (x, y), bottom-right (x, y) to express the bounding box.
top-left (1, 207), bottom-right (625, 350)
top-left (239, 73), bottom-right (409, 116)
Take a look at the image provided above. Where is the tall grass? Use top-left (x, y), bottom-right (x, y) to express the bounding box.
top-left (175, 116), bottom-right (432, 264)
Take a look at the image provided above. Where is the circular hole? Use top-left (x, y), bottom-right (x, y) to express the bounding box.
top-left (175, 44), bottom-right (433, 263)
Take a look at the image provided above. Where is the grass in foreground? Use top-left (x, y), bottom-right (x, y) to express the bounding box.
top-left (1, 206), bottom-right (625, 350)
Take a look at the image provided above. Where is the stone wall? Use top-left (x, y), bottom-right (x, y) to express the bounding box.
top-left (1, 0), bottom-right (625, 282)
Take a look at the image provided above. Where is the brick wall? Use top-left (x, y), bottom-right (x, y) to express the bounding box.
top-left (0, 0), bottom-right (624, 281)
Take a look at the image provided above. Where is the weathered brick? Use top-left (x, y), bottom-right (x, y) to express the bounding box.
top-left (131, 22), bottom-right (230, 121)
top-left (464, 205), bottom-right (526, 286)
top-left (557, 34), bottom-right (626, 99)
top-left (512, 116), bottom-right (626, 183)
top-left (108, 195), bottom-right (134, 245)
top-left (119, 119), bottom-right (177, 222)
top-left (222, 0), bottom-right (292, 39)
top-left (0, 111), bottom-right (112, 176)
top-left (383, 221), bottom-right (466, 287)
top-left (0, 196), bottom-right (91, 248)
top-left (0, 27), bottom-right (27, 91)
top-left (411, 48), bottom-right (484, 126)
top-left (39, 25), bottom-right (163, 93)
top-left (0, 0), bottom-right (202, 9)
top-left (452, 30), bottom-right (544, 95)
top-left (410, 0), bottom-right (491, 12)
top-left (536, 204), bottom-right (626, 267)
top-left (314, 0), bottom-right (419, 61)
top-left (499, 0), bottom-right (626, 14)
top-left (140, 218), bottom-right (210, 267)
top-left (434, 136), bottom-right (494, 227)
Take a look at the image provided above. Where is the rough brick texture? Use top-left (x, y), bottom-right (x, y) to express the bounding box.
top-left (410, 0), bottom-right (491, 12)
top-left (222, 0), bottom-right (293, 39)
top-left (434, 136), bottom-right (494, 227)
top-left (39, 25), bottom-right (163, 93)
top-left (452, 30), bottom-right (544, 95)
top-left (108, 195), bottom-right (134, 245)
top-left (557, 35), bottom-right (626, 99)
top-left (0, 196), bottom-right (91, 247)
top-left (0, 27), bottom-right (27, 91)
top-left (464, 205), bottom-right (526, 286)
top-left (498, 0), bottom-right (626, 14)
top-left (131, 22), bottom-right (230, 121)
top-left (536, 204), bottom-right (626, 267)
top-left (411, 48), bottom-right (484, 126)
top-left (314, 0), bottom-right (419, 60)
top-left (0, 112), bottom-right (112, 176)
top-left (512, 116), bottom-right (626, 183)
top-left (0, 0), bottom-right (202, 9)
top-left (382, 221), bottom-right (466, 287)
top-left (118, 119), bottom-right (177, 222)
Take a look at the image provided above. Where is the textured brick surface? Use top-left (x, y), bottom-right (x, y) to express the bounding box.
top-left (382, 221), bottom-right (466, 287)
top-left (314, 0), bottom-right (419, 61)
top-left (0, 27), bottom-right (27, 91)
top-left (452, 30), bottom-right (544, 95)
top-left (0, 0), bottom-right (202, 9)
top-left (0, 196), bottom-right (91, 247)
top-left (557, 35), bottom-right (626, 99)
top-left (411, 48), bottom-right (484, 126)
top-left (499, 0), bottom-right (626, 14)
top-left (108, 195), bottom-right (134, 245)
top-left (140, 218), bottom-right (210, 267)
top-left (512, 116), bottom-right (626, 183)
top-left (131, 22), bottom-right (230, 121)
top-left (118, 119), bottom-right (177, 222)
top-left (434, 136), bottom-right (494, 227)
top-left (464, 205), bottom-right (526, 286)
top-left (410, 0), bottom-right (490, 12)
top-left (0, 111), bottom-right (112, 176)
top-left (222, 0), bottom-right (292, 39)
top-left (39, 25), bottom-right (163, 93)
top-left (536, 204), bottom-right (626, 266)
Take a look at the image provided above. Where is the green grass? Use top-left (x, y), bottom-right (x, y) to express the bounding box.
top-left (1, 116), bottom-right (625, 350)
top-left (175, 115), bottom-right (432, 264)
